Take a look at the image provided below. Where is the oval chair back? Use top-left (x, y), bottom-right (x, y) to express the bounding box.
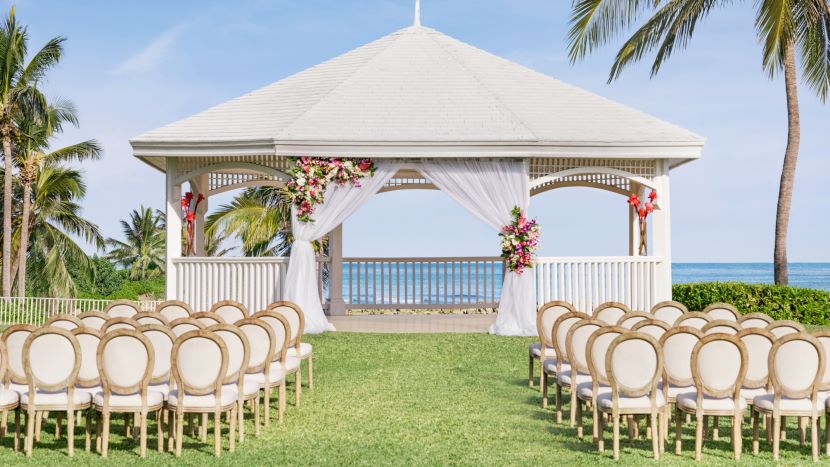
top-left (71, 327), bottom-right (102, 391)
top-left (139, 325), bottom-right (177, 386)
top-left (617, 311), bottom-right (652, 329)
top-left (251, 311), bottom-right (291, 364)
top-left (739, 313), bottom-right (773, 329)
top-left (104, 300), bottom-right (140, 319)
top-left (605, 332), bottom-right (663, 406)
top-left (650, 300), bottom-right (688, 324)
top-left (766, 320), bottom-right (806, 339)
top-left (703, 303), bottom-right (740, 322)
top-left (100, 317), bottom-right (140, 334)
top-left (551, 312), bottom-right (590, 372)
top-left (659, 327), bottom-right (704, 390)
top-left (1, 325), bottom-right (36, 387)
top-left (631, 319), bottom-right (671, 341)
top-left (586, 326), bottom-right (627, 387)
top-left (23, 327), bottom-right (81, 398)
top-left (810, 331), bottom-right (830, 392)
top-left (206, 324), bottom-right (250, 386)
top-left (97, 329), bottom-right (154, 400)
top-left (156, 300), bottom-right (193, 322)
top-left (268, 301), bottom-right (305, 347)
top-left (536, 301), bottom-right (576, 351)
top-left (133, 312), bottom-right (170, 327)
top-left (768, 333), bottom-right (825, 406)
top-left (191, 312), bottom-right (225, 327)
top-left (593, 302), bottom-right (630, 326)
top-left (565, 319), bottom-right (605, 377)
top-left (673, 312), bottom-right (711, 330)
top-left (210, 300), bottom-right (248, 324)
top-left (702, 320), bottom-right (742, 336)
top-left (737, 328), bottom-right (775, 391)
top-left (171, 330), bottom-right (228, 400)
top-left (169, 318), bottom-right (206, 337)
top-left (78, 311), bottom-right (109, 330)
top-left (235, 318), bottom-right (277, 376)
top-left (45, 314), bottom-right (83, 330)
top-left (691, 334), bottom-right (747, 403)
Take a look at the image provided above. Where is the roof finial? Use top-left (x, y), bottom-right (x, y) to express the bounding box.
top-left (414, 0), bottom-right (421, 27)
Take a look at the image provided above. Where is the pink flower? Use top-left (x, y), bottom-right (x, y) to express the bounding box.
top-left (645, 202), bottom-right (654, 213)
top-left (649, 190), bottom-right (658, 201)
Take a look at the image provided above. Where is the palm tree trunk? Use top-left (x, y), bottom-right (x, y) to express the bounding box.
top-left (16, 182), bottom-right (32, 297)
top-left (773, 41), bottom-right (801, 285)
top-left (2, 130), bottom-right (13, 296)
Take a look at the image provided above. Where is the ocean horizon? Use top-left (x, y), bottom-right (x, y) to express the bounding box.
top-left (672, 262), bottom-right (830, 291)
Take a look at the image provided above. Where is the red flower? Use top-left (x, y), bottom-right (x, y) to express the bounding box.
top-left (627, 193), bottom-right (640, 206)
top-left (649, 190), bottom-right (658, 201)
top-left (638, 207), bottom-right (647, 219)
top-left (645, 202), bottom-right (654, 213)
top-left (358, 160), bottom-right (372, 171)
top-left (185, 212), bottom-right (195, 222)
top-left (180, 198), bottom-right (188, 208)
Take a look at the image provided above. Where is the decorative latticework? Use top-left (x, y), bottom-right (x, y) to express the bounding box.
top-left (528, 158), bottom-right (656, 180)
top-left (177, 155), bottom-right (292, 176)
top-left (207, 172), bottom-right (284, 192)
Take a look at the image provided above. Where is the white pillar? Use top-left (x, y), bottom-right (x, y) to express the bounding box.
top-left (166, 159), bottom-right (183, 300)
top-left (328, 224), bottom-right (346, 316)
top-left (189, 173), bottom-right (209, 256)
top-left (651, 160), bottom-right (672, 301)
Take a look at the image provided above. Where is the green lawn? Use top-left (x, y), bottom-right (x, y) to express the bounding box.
top-left (0, 332), bottom-right (824, 465)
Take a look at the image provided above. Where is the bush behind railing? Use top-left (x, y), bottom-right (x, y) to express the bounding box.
top-left (673, 282), bottom-right (830, 325)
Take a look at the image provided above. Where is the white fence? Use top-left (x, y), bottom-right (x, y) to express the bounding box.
top-left (0, 297), bottom-right (160, 325)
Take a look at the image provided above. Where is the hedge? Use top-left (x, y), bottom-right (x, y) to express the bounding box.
top-left (672, 282), bottom-right (830, 325)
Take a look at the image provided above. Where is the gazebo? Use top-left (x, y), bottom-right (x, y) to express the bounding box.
top-left (130, 10), bottom-right (704, 335)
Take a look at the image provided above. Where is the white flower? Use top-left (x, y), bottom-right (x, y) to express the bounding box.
top-left (296, 177), bottom-right (306, 187)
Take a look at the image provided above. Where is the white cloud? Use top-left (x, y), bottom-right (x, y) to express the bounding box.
top-left (111, 24), bottom-right (186, 75)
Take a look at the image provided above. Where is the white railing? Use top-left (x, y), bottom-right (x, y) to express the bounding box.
top-left (534, 256), bottom-right (665, 312)
top-left (0, 297), bottom-right (160, 325)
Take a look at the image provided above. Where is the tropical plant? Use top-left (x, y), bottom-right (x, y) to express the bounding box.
top-left (0, 8), bottom-right (66, 295)
top-left (106, 206), bottom-right (166, 280)
top-left (205, 227), bottom-right (233, 257)
top-left (206, 186), bottom-right (294, 256)
top-left (567, 0), bottom-right (830, 284)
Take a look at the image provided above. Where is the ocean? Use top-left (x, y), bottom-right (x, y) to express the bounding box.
top-left (672, 263), bottom-right (830, 291)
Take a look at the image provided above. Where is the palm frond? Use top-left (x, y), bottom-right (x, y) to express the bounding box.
top-left (568, 0), bottom-right (659, 62)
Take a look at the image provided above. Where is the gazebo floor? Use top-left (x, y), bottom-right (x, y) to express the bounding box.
top-left (330, 313), bottom-right (496, 333)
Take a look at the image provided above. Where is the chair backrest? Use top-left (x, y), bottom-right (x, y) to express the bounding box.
top-left (133, 311), bottom-right (170, 327)
top-left (169, 318), bottom-right (206, 337)
top-left (251, 311), bottom-right (291, 363)
top-left (207, 324), bottom-right (250, 385)
top-left (650, 300), bottom-right (688, 324)
top-left (703, 303), bottom-right (740, 322)
top-left (210, 300), bottom-right (249, 324)
top-left (100, 317), bottom-right (140, 334)
top-left (551, 312), bottom-right (591, 368)
top-left (766, 320), bottom-right (806, 338)
top-left (171, 330), bottom-right (228, 401)
top-left (737, 328), bottom-right (776, 390)
top-left (268, 301), bottom-right (305, 346)
top-left (45, 314), bottom-right (83, 330)
top-left (23, 327), bottom-right (81, 394)
top-left (139, 324), bottom-right (177, 385)
top-left (702, 320), bottom-right (742, 335)
top-left (535, 301), bottom-right (576, 348)
top-left (617, 311), bottom-right (652, 329)
top-left (631, 319), bottom-right (671, 341)
top-left (190, 312), bottom-right (225, 327)
top-left (71, 327), bottom-right (102, 389)
top-left (811, 331), bottom-right (830, 392)
top-left (739, 312), bottom-right (774, 329)
top-left (565, 319), bottom-right (605, 375)
top-left (1, 324), bottom-right (36, 385)
top-left (606, 332), bottom-right (662, 401)
top-left (769, 333), bottom-right (825, 401)
top-left (156, 300), bottom-right (193, 322)
top-left (236, 318), bottom-right (277, 375)
top-left (659, 327), bottom-right (703, 388)
top-left (586, 326), bottom-right (626, 386)
top-left (104, 300), bottom-right (140, 318)
top-left (691, 334), bottom-right (747, 400)
top-left (78, 311), bottom-right (109, 330)
top-left (673, 312), bottom-right (711, 330)
top-left (97, 329), bottom-right (154, 398)
top-left (592, 302), bottom-right (630, 325)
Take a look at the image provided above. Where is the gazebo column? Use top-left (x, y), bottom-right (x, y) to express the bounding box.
top-left (328, 224), bottom-right (346, 316)
top-left (189, 173), bottom-right (209, 256)
top-left (165, 158), bottom-right (183, 300)
top-left (628, 182), bottom-right (644, 256)
top-left (651, 160), bottom-right (673, 301)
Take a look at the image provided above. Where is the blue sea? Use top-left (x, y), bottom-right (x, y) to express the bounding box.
top-left (672, 263), bottom-right (830, 291)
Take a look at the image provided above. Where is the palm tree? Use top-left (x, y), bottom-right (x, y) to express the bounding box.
top-left (14, 102), bottom-right (102, 295)
top-left (0, 8), bottom-right (65, 295)
top-left (106, 206), bottom-right (166, 280)
top-left (206, 186), bottom-right (295, 256)
top-left (567, 0), bottom-right (830, 284)
top-left (205, 228), bottom-right (233, 257)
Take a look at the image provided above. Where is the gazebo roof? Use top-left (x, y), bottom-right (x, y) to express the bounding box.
top-left (131, 24), bottom-right (704, 167)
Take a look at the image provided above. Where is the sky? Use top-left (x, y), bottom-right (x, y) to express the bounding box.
top-left (4, 0), bottom-right (829, 262)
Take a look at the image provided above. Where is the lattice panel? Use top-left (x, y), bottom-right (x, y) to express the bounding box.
top-left (208, 172), bottom-right (285, 192)
top-left (533, 173), bottom-right (631, 193)
top-left (528, 158), bottom-right (656, 180)
top-left (176, 155), bottom-right (292, 176)
top-left (383, 176), bottom-right (432, 190)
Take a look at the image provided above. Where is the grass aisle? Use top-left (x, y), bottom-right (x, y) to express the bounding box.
top-left (0, 332), bottom-right (821, 465)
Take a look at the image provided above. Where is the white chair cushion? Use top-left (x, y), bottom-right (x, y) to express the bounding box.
top-left (528, 342), bottom-right (555, 358)
top-left (21, 389), bottom-right (92, 407)
top-left (740, 387), bottom-right (770, 403)
top-left (76, 385), bottom-right (103, 397)
top-left (0, 389), bottom-right (19, 407)
top-left (577, 381), bottom-right (610, 400)
top-left (8, 383), bottom-right (27, 394)
top-left (556, 371), bottom-right (591, 388)
top-left (753, 393), bottom-right (822, 412)
top-left (676, 392), bottom-right (747, 412)
top-left (245, 369), bottom-right (285, 389)
top-left (223, 380), bottom-right (260, 398)
top-left (286, 342), bottom-right (313, 358)
top-left (149, 383), bottom-right (171, 400)
top-left (168, 388), bottom-right (238, 409)
top-left (271, 357), bottom-right (300, 374)
top-left (657, 382), bottom-right (695, 400)
top-left (597, 391), bottom-right (666, 410)
top-left (543, 360), bottom-right (568, 375)
top-left (93, 390), bottom-right (165, 408)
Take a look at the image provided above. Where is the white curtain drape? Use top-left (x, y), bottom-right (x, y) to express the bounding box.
top-left (419, 159), bottom-right (536, 336)
top-left (283, 161), bottom-right (402, 333)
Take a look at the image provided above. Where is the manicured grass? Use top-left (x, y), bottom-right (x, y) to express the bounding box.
top-left (0, 332), bottom-right (824, 465)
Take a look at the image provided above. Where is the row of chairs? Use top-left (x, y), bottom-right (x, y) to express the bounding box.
top-left (527, 300), bottom-right (829, 461)
top-left (0, 299), bottom-right (314, 458)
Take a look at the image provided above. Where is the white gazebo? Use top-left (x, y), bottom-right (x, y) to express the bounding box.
top-left (130, 12), bottom-right (704, 335)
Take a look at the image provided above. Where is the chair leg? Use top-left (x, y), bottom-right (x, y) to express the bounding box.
top-left (752, 409), bottom-right (760, 455)
top-left (279, 381), bottom-right (286, 423)
top-left (96, 411), bottom-right (103, 453)
top-left (67, 409), bottom-right (75, 457)
top-left (799, 416), bottom-right (806, 446)
top-left (55, 411), bottom-right (62, 439)
top-left (34, 410), bottom-right (42, 442)
top-left (307, 355), bottom-right (314, 389)
top-left (658, 408), bottom-right (666, 454)
top-left (254, 396), bottom-right (261, 437)
top-left (167, 410), bottom-right (175, 453)
top-left (812, 415), bottom-right (819, 462)
top-left (541, 372), bottom-right (548, 408)
top-left (295, 370), bottom-right (302, 407)
top-left (213, 410), bottom-right (221, 457)
top-left (102, 410), bottom-right (110, 458)
top-left (175, 411), bottom-right (184, 458)
top-left (825, 411), bottom-right (830, 456)
top-left (576, 399), bottom-right (584, 439)
top-left (1, 409), bottom-right (6, 437)
top-left (702, 415), bottom-right (708, 439)
top-left (528, 353), bottom-right (534, 388)
top-left (612, 413), bottom-right (620, 460)
top-left (773, 415), bottom-right (781, 461)
top-left (263, 388), bottom-right (270, 427)
top-left (712, 415), bottom-right (719, 441)
top-left (675, 406), bottom-right (682, 455)
top-left (597, 409), bottom-right (605, 452)
top-left (592, 398), bottom-right (599, 442)
top-left (238, 400), bottom-right (245, 443)
top-left (157, 409), bottom-right (164, 453)
top-left (651, 411), bottom-right (659, 460)
top-left (694, 414), bottom-right (703, 462)
top-left (13, 408), bottom-right (20, 452)
top-left (781, 415), bottom-right (787, 440)
top-left (25, 410), bottom-right (34, 457)
top-left (733, 414), bottom-right (742, 461)
top-left (139, 410), bottom-right (147, 458)
top-left (569, 388), bottom-right (577, 428)
top-left (555, 383), bottom-right (563, 424)
top-left (85, 408), bottom-right (91, 453)
top-left (229, 406), bottom-right (237, 453)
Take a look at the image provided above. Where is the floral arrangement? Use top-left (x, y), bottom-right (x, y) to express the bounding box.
top-left (285, 157), bottom-right (376, 222)
top-left (181, 191), bottom-right (204, 256)
top-left (627, 190), bottom-right (658, 255)
top-left (500, 206), bottom-right (541, 274)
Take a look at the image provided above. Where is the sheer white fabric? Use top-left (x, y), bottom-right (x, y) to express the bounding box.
top-left (419, 159), bottom-right (536, 336)
top-left (283, 161), bottom-right (403, 333)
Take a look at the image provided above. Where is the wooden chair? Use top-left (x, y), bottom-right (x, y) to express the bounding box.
top-left (21, 328), bottom-right (91, 457)
top-left (766, 320), bottom-right (806, 338)
top-left (138, 324), bottom-right (176, 452)
top-left (753, 333), bottom-right (824, 461)
top-left (676, 334), bottom-right (748, 461)
top-left (94, 329), bottom-right (164, 458)
top-left (547, 311), bottom-right (590, 420)
top-left (811, 331), bottom-right (830, 452)
top-left (269, 301), bottom-right (313, 390)
top-left (617, 311), bottom-right (652, 329)
top-left (169, 330), bottom-right (236, 458)
top-left (133, 312), bottom-right (169, 327)
top-left (155, 300), bottom-right (193, 322)
top-left (703, 303), bottom-right (740, 322)
top-left (659, 327), bottom-right (703, 449)
top-left (739, 312), bottom-right (774, 329)
top-left (737, 328), bottom-right (775, 441)
top-left (0, 341), bottom-right (20, 450)
top-left (169, 318), bottom-right (206, 337)
top-left (78, 311), bottom-right (109, 330)
top-left (210, 300), bottom-right (248, 325)
top-left (71, 327), bottom-right (101, 452)
top-left (528, 301), bottom-right (574, 388)
top-left (236, 318), bottom-right (282, 432)
top-left (650, 300), bottom-right (688, 324)
top-left (207, 323), bottom-right (256, 448)
top-left (45, 314), bottom-right (83, 330)
top-left (252, 311), bottom-right (297, 409)
top-left (560, 318), bottom-right (604, 436)
top-left (701, 320), bottom-right (742, 335)
top-left (100, 317), bottom-right (140, 334)
top-left (592, 302), bottom-right (630, 326)
top-left (0, 325), bottom-right (33, 451)
top-left (191, 312), bottom-right (225, 327)
top-left (104, 300), bottom-right (140, 319)
top-left (631, 319), bottom-right (671, 341)
top-left (596, 332), bottom-right (665, 460)
top-left (673, 312), bottom-right (711, 330)
top-left (581, 326), bottom-right (626, 446)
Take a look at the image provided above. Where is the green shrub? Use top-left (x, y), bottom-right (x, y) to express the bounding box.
top-left (672, 282), bottom-right (830, 325)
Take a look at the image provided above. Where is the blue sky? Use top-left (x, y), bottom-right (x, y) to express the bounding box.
top-left (6, 0), bottom-right (829, 262)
